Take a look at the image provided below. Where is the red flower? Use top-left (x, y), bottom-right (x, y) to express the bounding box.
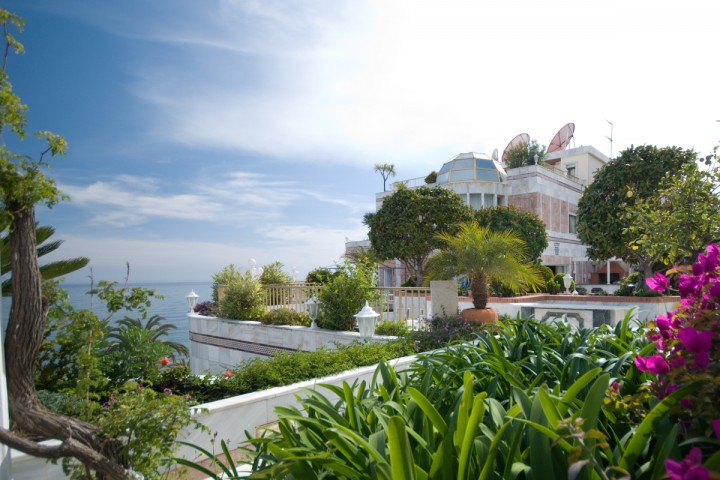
top-left (223, 371), bottom-right (234, 378)
top-left (159, 357), bottom-right (171, 366)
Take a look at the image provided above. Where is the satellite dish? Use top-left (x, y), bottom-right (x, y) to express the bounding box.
top-left (501, 133), bottom-right (530, 162)
top-left (546, 123), bottom-right (575, 154)
top-left (491, 148), bottom-right (498, 162)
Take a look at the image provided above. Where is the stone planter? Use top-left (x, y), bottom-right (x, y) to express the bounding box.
top-left (460, 307), bottom-right (498, 324)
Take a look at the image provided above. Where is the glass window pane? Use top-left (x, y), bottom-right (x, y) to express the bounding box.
top-left (452, 159), bottom-right (473, 169)
top-left (476, 170), bottom-right (500, 182)
top-left (476, 159), bottom-right (495, 169)
top-left (439, 163), bottom-right (451, 175)
top-left (437, 173), bottom-right (449, 184)
top-left (469, 194), bottom-right (483, 209)
top-left (449, 169), bottom-right (475, 181)
top-left (484, 194), bottom-right (494, 207)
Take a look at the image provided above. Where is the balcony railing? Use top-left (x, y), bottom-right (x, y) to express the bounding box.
top-left (261, 284), bottom-right (430, 330)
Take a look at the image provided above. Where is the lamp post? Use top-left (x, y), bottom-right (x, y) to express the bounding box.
top-left (562, 273), bottom-right (573, 294)
top-left (354, 301), bottom-right (380, 338)
top-left (306, 296), bottom-right (319, 329)
top-left (186, 290), bottom-right (199, 313)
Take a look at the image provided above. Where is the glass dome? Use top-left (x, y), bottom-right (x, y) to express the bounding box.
top-left (436, 152), bottom-right (508, 184)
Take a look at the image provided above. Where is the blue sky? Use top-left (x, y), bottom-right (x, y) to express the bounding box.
top-left (4, 0), bottom-right (720, 284)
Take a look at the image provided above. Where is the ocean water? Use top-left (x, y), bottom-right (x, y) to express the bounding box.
top-left (1, 281), bottom-right (213, 349)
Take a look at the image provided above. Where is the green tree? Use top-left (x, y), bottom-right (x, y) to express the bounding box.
top-left (473, 205), bottom-right (548, 262)
top-left (576, 145), bottom-right (696, 264)
top-left (316, 260), bottom-right (377, 331)
top-left (374, 163), bottom-right (396, 192)
top-left (1, 224), bottom-right (89, 295)
top-left (363, 185), bottom-right (473, 285)
top-left (0, 10), bottom-right (135, 477)
top-left (259, 261), bottom-right (292, 285)
top-left (504, 139), bottom-right (546, 169)
top-left (622, 159), bottom-right (720, 283)
top-left (305, 267), bottom-right (338, 284)
top-left (426, 222), bottom-right (544, 309)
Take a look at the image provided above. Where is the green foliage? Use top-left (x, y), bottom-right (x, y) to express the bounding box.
top-left (261, 308), bottom-right (310, 327)
top-left (218, 269), bottom-right (266, 320)
top-left (364, 185), bottom-right (473, 284)
top-left (317, 260), bottom-right (377, 331)
top-left (305, 267), bottom-right (338, 284)
top-left (179, 315), bottom-right (676, 480)
top-left (427, 222), bottom-right (545, 308)
top-left (63, 382), bottom-right (201, 480)
top-left (614, 272), bottom-right (639, 296)
top-left (211, 263), bottom-right (241, 303)
top-left (473, 205), bottom-right (548, 262)
top-left (374, 162), bottom-right (396, 191)
top-left (259, 261), bottom-right (292, 285)
top-left (577, 144), bottom-right (697, 262)
top-left (158, 341), bottom-right (414, 404)
top-left (374, 320), bottom-right (410, 337)
top-left (0, 224), bottom-right (89, 295)
top-left (424, 170), bottom-right (437, 184)
top-left (504, 139), bottom-right (546, 169)
top-left (409, 312), bottom-right (481, 352)
top-left (622, 160), bottom-right (720, 272)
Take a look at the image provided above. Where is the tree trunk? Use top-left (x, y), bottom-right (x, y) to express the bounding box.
top-left (2, 201), bottom-right (134, 479)
top-left (470, 275), bottom-right (488, 309)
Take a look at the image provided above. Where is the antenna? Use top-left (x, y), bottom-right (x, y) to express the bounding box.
top-left (606, 120), bottom-right (614, 159)
top-left (546, 123), bottom-right (575, 154)
top-left (501, 133), bottom-right (530, 163)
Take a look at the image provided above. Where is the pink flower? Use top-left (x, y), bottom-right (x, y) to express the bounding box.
top-left (634, 355), bottom-right (670, 375)
top-left (610, 381), bottom-right (620, 393)
top-left (678, 327), bottom-right (713, 355)
top-left (647, 272), bottom-right (670, 292)
top-left (223, 371), bottom-right (234, 378)
top-left (665, 447), bottom-right (708, 480)
top-left (159, 357), bottom-right (171, 366)
top-left (712, 419), bottom-right (720, 439)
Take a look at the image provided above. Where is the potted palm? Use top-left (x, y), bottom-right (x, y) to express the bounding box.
top-left (426, 221), bottom-right (545, 323)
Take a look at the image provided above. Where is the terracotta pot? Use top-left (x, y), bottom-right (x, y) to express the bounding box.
top-left (460, 308), bottom-right (498, 324)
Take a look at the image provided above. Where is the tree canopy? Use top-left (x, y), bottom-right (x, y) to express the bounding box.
top-left (503, 139), bottom-right (546, 169)
top-left (576, 144), bottom-right (697, 262)
top-left (0, 8), bottom-right (138, 478)
top-left (426, 222), bottom-right (544, 309)
top-left (374, 163), bottom-right (396, 192)
top-left (473, 205), bottom-right (548, 262)
top-left (622, 157), bottom-right (720, 277)
top-left (363, 185), bottom-right (473, 285)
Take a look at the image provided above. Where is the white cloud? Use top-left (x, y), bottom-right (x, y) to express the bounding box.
top-left (58, 170), bottom-right (369, 228)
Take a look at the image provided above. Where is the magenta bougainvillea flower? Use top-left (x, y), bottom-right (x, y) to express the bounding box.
top-left (664, 447), bottom-right (708, 480)
top-left (633, 354), bottom-right (670, 375)
top-left (713, 419), bottom-right (720, 439)
top-left (646, 272), bottom-right (671, 292)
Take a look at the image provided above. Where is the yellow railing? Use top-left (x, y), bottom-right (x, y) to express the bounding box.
top-left (261, 284), bottom-right (430, 330)
top-left (262, 283), bottom-right (321, 314)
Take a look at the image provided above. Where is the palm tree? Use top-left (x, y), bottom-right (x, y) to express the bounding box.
top-left (106, 314), bottom-right (190, 359)
top-left (374, 163), bottom-right (396, 192)
top-left (426, 222), bottom-right (545, 311)
top-left (1, 224), bottom-right (89, 295)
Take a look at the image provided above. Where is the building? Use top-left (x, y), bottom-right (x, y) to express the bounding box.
top-left (351, 145), bottom-right (629, 287)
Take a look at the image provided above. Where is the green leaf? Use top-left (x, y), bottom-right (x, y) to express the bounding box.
top-left (388, 416), bottom-right (416, 480)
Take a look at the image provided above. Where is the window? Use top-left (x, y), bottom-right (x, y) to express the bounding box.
top-left (566, 165), bottom-right (576, 177)
top-left (569, 214), bottom-right (577, 234)
top-left (469, 194), bottom-right (483, 209)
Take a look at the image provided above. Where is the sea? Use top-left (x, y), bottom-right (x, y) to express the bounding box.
top-left (1, 282), bottom-right (213, 349)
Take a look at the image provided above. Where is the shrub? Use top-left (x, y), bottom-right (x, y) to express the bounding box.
top-left (193, 301), bottom-right (217, 316)
top-left (212, 264), bottom-right (242, 303)
top-left (261, 308), bottom-right (310, 327)
top-left (614, 272), bottom-right (639, 296)
top-left (259, 261), bottom-right (293, 285)
top-left (156, 341), bottom-right (414, 404)
top-left (305, 267), bottom-right (337, 284)
top-left (409, 312), bottom-right (480, 352)
top-left (317, 261), bottom-right (377, 331)
top-left (375, 320), bottom-right (410, 337)
top-left (219, 270), bottom-right (266, 320)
